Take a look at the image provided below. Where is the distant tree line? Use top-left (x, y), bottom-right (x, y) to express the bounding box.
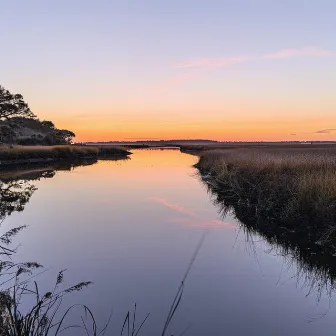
top-left (0, 85), bottom-right (75, 145)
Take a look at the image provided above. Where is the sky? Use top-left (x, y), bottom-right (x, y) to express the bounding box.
top-left (1, 0), bottom-right (336, 142)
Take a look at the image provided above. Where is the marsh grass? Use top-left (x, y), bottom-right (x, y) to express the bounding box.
top-left (0, 146), bottom-right (99, 161)
top-left (196, 149), bottom-right (336, 301)
top-left (0, 146), bottom-right (131, 162)
top-left (0, 220), bottom-right (203, 336)
top-left (196, 147), bottom-right (336, 247)
top-left (203, 179), bottom-right (336, 301)
top-left (0, 270), bottom-right (93, 336)
top-left (180, 143), bottom-right (336, 153)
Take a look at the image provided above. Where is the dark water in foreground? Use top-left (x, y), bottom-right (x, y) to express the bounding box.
top-left (2, 149), bottom-right (336, 335)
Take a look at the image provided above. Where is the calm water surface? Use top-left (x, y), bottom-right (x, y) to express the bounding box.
top-left (3, 149), bottom-right (336, 335)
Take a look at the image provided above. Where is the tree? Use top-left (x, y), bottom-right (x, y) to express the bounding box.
top-left (0, 85), bottom-right (36, 121)
top-left (42, 129), bottom-right (76, 145)
top-left (41, 120), bottom-right (55, 129)
top-left (0, 125), bottom-right (16, 143)
top-left (55, 129), bottom-right (76, 144)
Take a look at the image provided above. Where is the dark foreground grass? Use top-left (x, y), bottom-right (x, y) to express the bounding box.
top-left (0, 145), bottom-right (131, 163)
top-left (0, 220), bottom-right (203, 336)
top-left (0, 248), bottom-right (200, 336)
top-left (196, 147), bottom-right (336, 249)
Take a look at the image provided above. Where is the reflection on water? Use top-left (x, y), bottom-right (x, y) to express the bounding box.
top-left (196, 168), bottom-right (336, 301)
top-left (0, 159), bottom-right (102, 221)
top-left (1, 149), bottom-right (336, 335)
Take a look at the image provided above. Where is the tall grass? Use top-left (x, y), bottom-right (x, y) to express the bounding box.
top-left (0, 146), bottom-right (131, 162)
top-left (0, 217), bottom-right (202, 336)
top-left (0, 269), bottom-right (93, 336)
top-left (198, 160), bottom-right (336, 300)
top-left (196, 148), bottom-right (336, 247)
top-left (0, 146), bottom-right (99, 161)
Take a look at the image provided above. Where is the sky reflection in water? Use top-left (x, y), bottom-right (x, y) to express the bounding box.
top-left (2, 149), bottom-right (336, 335)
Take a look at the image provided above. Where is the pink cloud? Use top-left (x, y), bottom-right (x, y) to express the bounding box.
top-left (314, 128), bottom-right (336, 134)
top-left (148, 197), bottom-right (196, 217)
top-left (159, 46), bottom-right (336, 88)
top-left (175, 47), bottom-right (335, 70)
top-left (169, 217), bottom-right (236, 229)
top-left (148, 196), bottom-right (235, 229)
top-left (157, 70), bottom-right (203, 90)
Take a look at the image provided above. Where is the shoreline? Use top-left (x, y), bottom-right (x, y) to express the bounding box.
top-left (0, 154), bottom-right (131, 167)
top-left (0, 145), bottom-right (132, 167)
top-left (195, 148), bottom-right (336, 250)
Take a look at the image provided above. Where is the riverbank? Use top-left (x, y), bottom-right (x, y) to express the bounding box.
top-left (0, 145), bottom-right (132, 165)
top-left (180, 143), bottom-right (336, 154)
top-left (195, 147), bottom-right (336, 249)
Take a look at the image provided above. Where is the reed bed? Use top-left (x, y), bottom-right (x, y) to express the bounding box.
top-left (196, 147), bottom-right (336, 247)
top-left (0, 145), bottom-right (131, 162)
top-left (0, 146), bottom-right (98, 161)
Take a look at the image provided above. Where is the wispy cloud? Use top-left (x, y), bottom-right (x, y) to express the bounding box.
top-left (289, 129), bottom-right (336, 136)
top-left (175, 47), bottom-right (335, 70)
top-left (148, 197), bottom-right (196, 217)
top-left (315, 128), bottom-right (336, 134)
top-left (157, 70), bottom-right (203, 90)
top-left (160, 46), bottom-right (336, 88)
top-left (148, 196), bottom-right (234, 229)
top-left (169, 217), bottom-right (236, 229)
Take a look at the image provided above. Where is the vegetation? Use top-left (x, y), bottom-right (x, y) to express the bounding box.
top-left (0, 86), bottom-right (75, 145)
top-left (180, 143), bottom-right (336, 154)
top-left (0, 146), bottom-right (98, 161)
top-left (0, 86), bottom-right (35, 121)
top-left (0, 117), bottom-right (76, 146)
top-left (97, 146), bottom-right (132, 157)
top-left (0, 172), bottom-right (104, 335)
top-left (0, 168), bottom-right (193, 335)
top-left (199, 166), bottom-right (336, 300)
top-left (0, 145), bottom-right (131, 163)
top-left (0, 221), bottom-right (94, 336)
top-left (195, 147), bottom-right (336, 249)
top-left (0, 86), bottom-right (132, 163)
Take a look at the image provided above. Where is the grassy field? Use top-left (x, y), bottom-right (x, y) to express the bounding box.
top-left (0, 145), bottom-right (131, 162)
top-left (195, 146), bottom-right (336, 248)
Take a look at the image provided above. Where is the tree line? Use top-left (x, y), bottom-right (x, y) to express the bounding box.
top-left (0, 85), bottom-right (75, 145)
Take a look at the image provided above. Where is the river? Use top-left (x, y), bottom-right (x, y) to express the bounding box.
top-left (1, 149), bottom-right (336, 335)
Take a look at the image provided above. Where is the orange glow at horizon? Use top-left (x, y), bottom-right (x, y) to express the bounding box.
top-left (48, 115), bottom-right (336, 142)
top-left (35, 96), bottom-right (336, 142)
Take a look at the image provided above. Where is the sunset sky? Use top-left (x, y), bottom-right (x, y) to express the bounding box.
top-left (1, 1), bottom-right (335, 141)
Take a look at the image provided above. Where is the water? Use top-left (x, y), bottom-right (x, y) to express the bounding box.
top-left (1, 149), bottom-right (336, 335)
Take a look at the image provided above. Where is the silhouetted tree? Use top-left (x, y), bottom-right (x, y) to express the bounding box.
top-left (55, 129), bottom-right (76, 144)
top-left (0, 125), bottom-right (16, 143)
top-left (0, 86), bottom-right (36, 121)
top-left (41, 120), bottom-right (55, 129)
